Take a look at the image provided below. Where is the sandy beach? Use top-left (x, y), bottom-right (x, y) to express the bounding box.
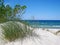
top-left (5, 28), bottom-right (60, 45)
top-left (0, 24), bottom-right (60, 45)
top-left (0, 0), bottom-right (60, 45)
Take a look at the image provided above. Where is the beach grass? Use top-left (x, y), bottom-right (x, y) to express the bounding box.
top-left (1, 21), bottom-right (37, 42)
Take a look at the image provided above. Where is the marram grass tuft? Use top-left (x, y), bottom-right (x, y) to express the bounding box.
top-left (1, 21), bottom-right (38, 42)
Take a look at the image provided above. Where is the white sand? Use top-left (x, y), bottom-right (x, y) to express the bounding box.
top-left (0, 23), bottom-right (60, 45)
top-left (5, 28), bottom-right (60, 45)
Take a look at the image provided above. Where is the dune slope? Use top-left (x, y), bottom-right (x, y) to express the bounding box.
top-left (0, 22), bottom-right (60, 45)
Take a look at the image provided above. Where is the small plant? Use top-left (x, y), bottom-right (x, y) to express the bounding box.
top-left (55, 30), bottom-right (60, 35)
top-left (1, 21), bottom-right (37, 42)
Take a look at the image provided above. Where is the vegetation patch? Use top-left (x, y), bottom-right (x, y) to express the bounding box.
top-left (1, 21), bottom-right (37, 42)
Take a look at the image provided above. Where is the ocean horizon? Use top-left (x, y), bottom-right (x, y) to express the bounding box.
top-left (22, 20), bottom-right (60, 28)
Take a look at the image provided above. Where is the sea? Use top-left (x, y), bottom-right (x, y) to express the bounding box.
top-left (23, 20), bottom-right (60, 28)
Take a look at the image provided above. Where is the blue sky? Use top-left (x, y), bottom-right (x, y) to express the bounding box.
top-left (4, 0), bottom-right (60, 20)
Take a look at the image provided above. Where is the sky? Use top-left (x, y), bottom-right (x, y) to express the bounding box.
top-left (4, 0), bottom-right (60, 20)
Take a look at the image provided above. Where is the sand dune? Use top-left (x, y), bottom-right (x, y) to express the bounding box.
top-left (0, 23), bottom-right (60, 45)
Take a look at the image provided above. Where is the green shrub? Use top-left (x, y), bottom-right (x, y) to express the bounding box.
top-left (1, 21), bottom-right (37, 42)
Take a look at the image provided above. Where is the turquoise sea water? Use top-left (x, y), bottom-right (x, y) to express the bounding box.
top-left (23, 20), bottom-right (60, 28)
